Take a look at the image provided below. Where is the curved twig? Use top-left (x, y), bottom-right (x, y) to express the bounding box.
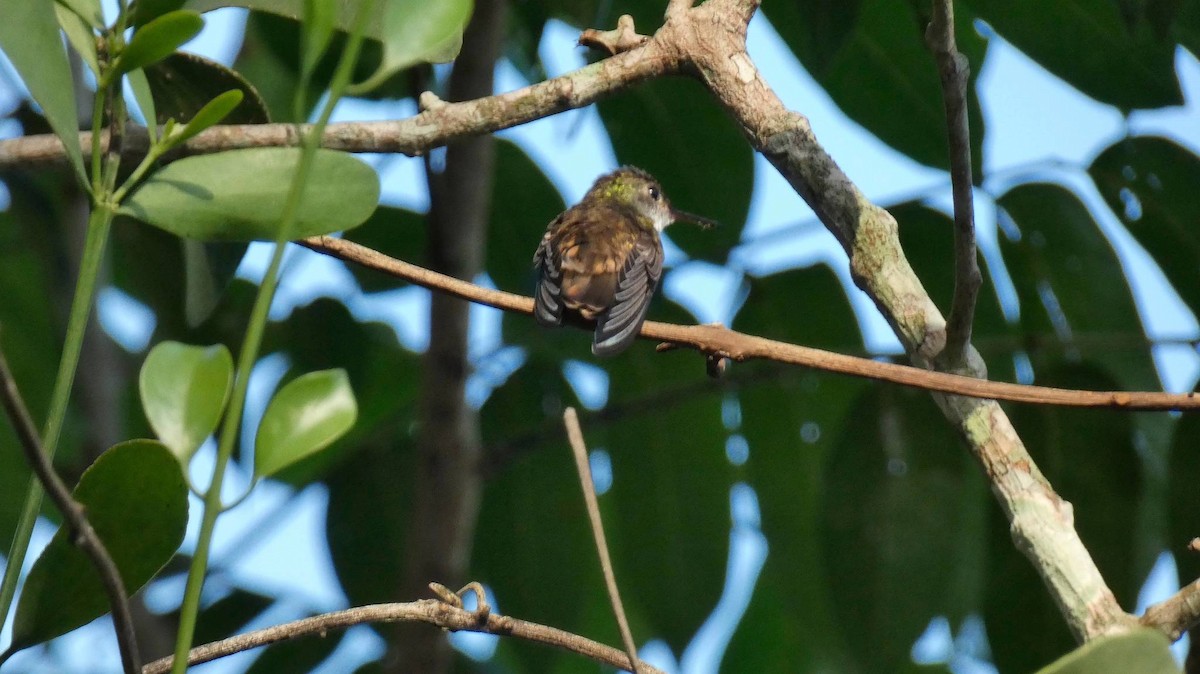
top-left (299, 235), bottom-right (1200, 412)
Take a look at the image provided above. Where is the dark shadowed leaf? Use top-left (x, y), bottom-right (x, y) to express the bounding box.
top-left (762, 0), bottom-right (986, 174)
top-left (988, 363), bottom-right (1141, 672)
top-left (821, 386), bottom-right (983, 671)
top-left (255, 369), bottom-right (358, 478)
top-left (244, 628), bottom-right (342, 673)
top-left (961, 0), bottom-right (1181, 110)
top-left (1089, 136), bottom-right (1200, 315)
top-left (139, 341), bottom-right (234, 463)
top-left (119, 148), bottom-right (379, 241)
top-left (8, 440), bottom-right (188, 652)
top-left (487, 140), bottom-right (566, 293)
top-left (727, 264), bottom-right (875, 671)
top-left (144, 51), bottom-right (271, 126)
top-left (1034, 628), bottom-right (1179, 674)
top-left (598, 77), bottom-right (753, 262)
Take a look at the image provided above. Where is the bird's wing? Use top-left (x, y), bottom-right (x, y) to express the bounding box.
top-left (592, 234), bottom-right (662, 356)
top-left (533, 219), bottom-right (564, 327)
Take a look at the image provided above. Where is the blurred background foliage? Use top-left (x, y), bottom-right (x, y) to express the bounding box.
top-left (2, 0), bottom-right (1200, 672)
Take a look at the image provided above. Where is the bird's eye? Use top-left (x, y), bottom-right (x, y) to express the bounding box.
top-left (648, 186), bottom-right (661, 201)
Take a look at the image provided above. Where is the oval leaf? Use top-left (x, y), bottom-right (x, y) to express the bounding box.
top-left (139, 341), bottom-right (234, 463)
top-left (0, 0), bottom-right (86, 182)
top-left (1034, 628), bottom-right (1179, 674)
top-left (355, 0), bottom-right (472, 91)
top-left (126, 68), bottom-right (159, 143)
top-left (118, 148), bottom-right (380, 241)
top-left (144, 51), bottom-right (271, 126)
top-left (118, 9), bottom-right (204, 74)
top-left (55, 3), bottom-right (100, 77)
top-left (7, 440), bottom-right (188, 653)
top-left (168, 89), bottom-right (244, 148)
top-left (255, 369), bottom-right (357, 478)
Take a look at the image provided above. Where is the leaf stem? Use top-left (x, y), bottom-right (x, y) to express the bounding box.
top-left (0, 204), bottom-right (115, 627)
top-left (166, 4), bottom-right (374, 672)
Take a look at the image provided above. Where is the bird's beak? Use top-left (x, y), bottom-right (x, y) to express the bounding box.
top-left (671, 209), bottom-right (719, 230)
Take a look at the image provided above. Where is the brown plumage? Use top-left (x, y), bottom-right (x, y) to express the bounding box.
top-left (533, 166), bottom-right (715, 356)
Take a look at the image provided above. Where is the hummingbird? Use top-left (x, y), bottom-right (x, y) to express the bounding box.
top-left (533, 166), bottom-right (716, 357)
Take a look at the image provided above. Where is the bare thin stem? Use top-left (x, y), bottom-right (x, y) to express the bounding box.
top-left (927, 0), bottom-right (980, 368)
top-left (299, 236), bottom-right (1200, 412)
top-left (140, 598), bottom-right (666, 674)
top-left (1141, 575), bottom-right (1200, 641)
top-left (563, 408), bottom-right (642, 674)
top-left (0, 338), bottom-right (141, 674)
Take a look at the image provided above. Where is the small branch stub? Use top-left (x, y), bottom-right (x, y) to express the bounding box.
top-left (579, 15), bottom-right (649, 55)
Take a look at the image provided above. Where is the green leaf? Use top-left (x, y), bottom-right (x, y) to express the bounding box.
top-left (598, 77), bottom-right (753, 262)
top-left (486, 140), bottom-right (565, 292)
top-left (119, 148), bottom-right (380, 241)
top-left (139, 341), bottom-right (234, 463)
top-left (7, 440), bottom-right (188, 652)
top-left (55, 3), bottom-right (100, 77)
top-left (126, 69), bottom-right (158, 143)
top-left (961, 0), bottom-right (1181, 110)
top-left (183, 239), bottom-right (248, 328)
top-left (255, 369), bottom-right (358, 478)
top-left (118, 9), bottom-right (204, 74)
top-left (56, 0), bottom-right (104, 28)
top-left (166, 90), bottom-right (244, 148)
top-left (762, 0), bottom-right (986, 174)
top-left (133, 0), bottom-right (187, 27)
top-left (1034, 628), bottom-right (1179, 674)
top-left (1089, 136), bottom-right (1200, 315)
top-left (0, 0), bottom-right (86, 183)
top-left (301, 0), bottom-right (337, 83)
top-left (144, 51), bottom-right (271, 126)
top-left (353, 0), bottom-right (473, 92)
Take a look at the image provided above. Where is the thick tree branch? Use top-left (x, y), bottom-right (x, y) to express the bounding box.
top-left (926, 0), bottom-right (980, 368)
top-left (141, 595), bottom-right (664, 674)
top-left (0, 340), bottom-right (141, 674)
top-left (300, 235), bottom-right (1200, 412)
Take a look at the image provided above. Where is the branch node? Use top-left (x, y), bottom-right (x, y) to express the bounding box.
top-left (1189, 538), bottom-right (1200, 554)
top-left (418, 91), bottom-right (447, 112)
top-left (429, 581), bottom-right (460, 607)
top-left (578, 15), bottom-right (649, 55)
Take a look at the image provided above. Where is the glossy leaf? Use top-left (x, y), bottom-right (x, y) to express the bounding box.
top-left (1034, 628), bottom-right (1179, 674)
top-left (762, 0), bottom-right (986, 174)
top-left (0, 0), bottom-right (86, 182)
top-left (7, 440), bottom-right (188, 652)
top-left (144, 51), bottom-right (271, 126)
top-left (166, 89), bottom-right (244, 148)
top-left (139, 341), bottom-right (234, 463)
top-left (598, 77), bottom-right (753, 262)
top-left (118, 10), bottom-right (204, 74)
top-left (355, 0), bottom-right (472, 91)
top-left (255, 369), bottom-right (358, 478)
top-left (119, 148), bottom-right (380, 241)
top-left (961, 0), bottom-right (1181, 110)
top-left (1089, 136), bottom-right (1200, 314)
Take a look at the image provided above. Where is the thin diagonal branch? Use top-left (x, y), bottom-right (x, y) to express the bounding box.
top-left (926, 0), bottom-right (980, 368)
top-left (140, 597), bottom-right (665, 674)
top-left (563, 408), bottom-right (642, 674)
top-left (0, 337), bottom-right (141, 674)
top-left (299, 235), bottom-right (1200, 412)
top-left (1141, 575), bottom-right (1200, 641)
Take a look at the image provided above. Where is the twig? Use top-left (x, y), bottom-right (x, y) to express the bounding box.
top-left (926, 0), bottom-right (980, 369)
top-left (299, 235), bottom-right (1200, 412)
top-left (1141, 576), bottom-right (1200, 641)
top-left (0, 339), bottom-right (141, 674)
top-left (563, 408), bottom-right (643, 674)
top-left (140, 596), bottom-right (667, 674)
